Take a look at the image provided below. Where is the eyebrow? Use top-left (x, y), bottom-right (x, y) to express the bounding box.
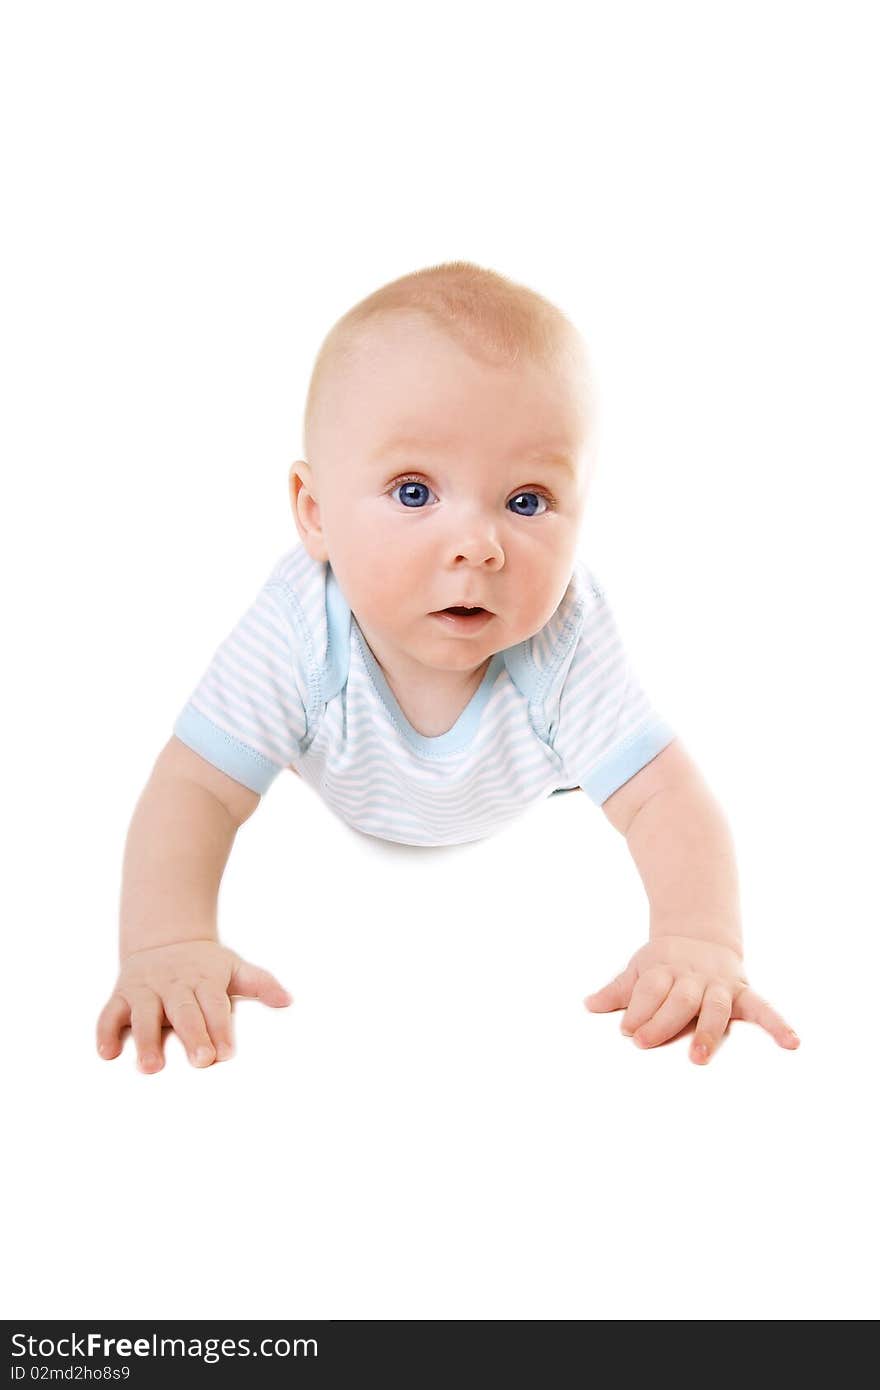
top-left (371, 437), bottom-right (577, 477)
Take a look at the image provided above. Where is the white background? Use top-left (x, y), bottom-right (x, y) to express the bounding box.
top-left (2, 0), bottom-right (878, 1321)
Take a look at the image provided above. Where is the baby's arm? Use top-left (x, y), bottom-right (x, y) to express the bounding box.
top-left (96, 736), bottom-right (291, 1072)
top-left (586, 739), bottom-right (799, 1064)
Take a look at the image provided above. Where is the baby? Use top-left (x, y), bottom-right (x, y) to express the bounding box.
top-left (96, 260), bottom-right (799, 1071)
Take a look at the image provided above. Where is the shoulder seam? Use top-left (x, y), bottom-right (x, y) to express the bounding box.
top-left (264, 578), bottom-right (326, 753)
top-left (526, 592), bottom-right (587, 745)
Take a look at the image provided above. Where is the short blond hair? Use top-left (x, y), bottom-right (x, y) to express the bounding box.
top-left (301, 260), bottom-right (593, 460)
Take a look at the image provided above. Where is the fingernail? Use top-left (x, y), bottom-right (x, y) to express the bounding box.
top-left (139, 1053), bottom-right (159, 1070)
top-left (620, 1024), bottom-right (633, 1036)
top-left (787, 1031), bottom-right (800, 1047)
top-left (633, 1032), bottom-right (650, 1047)
top-left (194, 1047), bottom-right (214, 1066)
top-left (693, 1043), bottom-right (709, 1063)
top-left (98, 1043), bottom-right (107, 1057)
top-left (216, 1043), bottom-right (233, 1062)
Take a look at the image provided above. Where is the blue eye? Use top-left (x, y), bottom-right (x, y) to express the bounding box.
top-left (508, 492), bottom-right (548, 517)
top-left (392, 479), bottom-right (435, 508)
top-left (390, 477), bottom-right (552, 514)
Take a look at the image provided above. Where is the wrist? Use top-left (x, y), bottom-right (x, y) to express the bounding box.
top-left (120, 924), bottom-right (219, 963)
top-left (649, 915), bottom-right (743, 958)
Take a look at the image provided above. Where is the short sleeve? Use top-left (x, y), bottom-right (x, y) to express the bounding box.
top-left (552, 577), bottom-right (677, 806)
top-left (172, 578), bottom-right (312, 794)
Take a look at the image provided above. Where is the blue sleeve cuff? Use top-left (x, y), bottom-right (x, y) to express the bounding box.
top-left (172, 705), bottom-right (285, 795)
top-left (580, 722), bottom-right (677, 805)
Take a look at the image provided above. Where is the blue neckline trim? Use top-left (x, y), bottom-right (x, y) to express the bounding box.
top-left (354, 622), bottom-right (506, 755)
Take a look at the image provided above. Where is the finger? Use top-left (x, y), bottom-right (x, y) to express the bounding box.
top-left (620, 968), bottom-right (675, 1036)
top-left (194, 982), bottom-right (235, 1062)
top-left (161, 990), bottom-right (216, 1066)
top-left (229, 959), bottom-right (293, 1007)
top-left (690, 983), bottom-right (734, 1064)
top-left (584, 962), bottom-right (638, 1013)
top-left (732, 987), bottom-right (800, 1049)
top-left (633, 974), bottom-right (705, 1048)
top-left (96, 993), bottom-right (130, 1061)
top-left (130, 990), bottom-right (166, 1073)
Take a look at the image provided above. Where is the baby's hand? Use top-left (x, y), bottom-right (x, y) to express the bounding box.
top-left (96, 940), bottom-right (292, 1073)
top-left (585, 936), bottom-right (799, 1065)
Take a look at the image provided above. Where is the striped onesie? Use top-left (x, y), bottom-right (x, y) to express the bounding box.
top-left (173, 544), bottom-right (676, 847)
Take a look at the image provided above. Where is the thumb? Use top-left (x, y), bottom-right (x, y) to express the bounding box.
top-left (229, 958), bottom-right (293, 1007)
top-left (584, 962), bottom-right (637, 1013)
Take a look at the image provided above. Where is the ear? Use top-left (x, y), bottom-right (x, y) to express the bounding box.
top-left (289, 460), bottom-right (329, 562)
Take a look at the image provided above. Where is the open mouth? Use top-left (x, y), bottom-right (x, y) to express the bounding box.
top-left (430, 606), bottom-right (494, 631)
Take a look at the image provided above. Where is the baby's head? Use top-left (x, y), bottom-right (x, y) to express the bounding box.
top-left (290, 261), bottom-right (597, 674)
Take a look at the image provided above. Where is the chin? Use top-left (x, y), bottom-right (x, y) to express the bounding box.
top-left (425, 640), bottom-right (490, 666)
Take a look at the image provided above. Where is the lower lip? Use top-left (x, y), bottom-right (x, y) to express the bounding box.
top-left (430, 609), bottom-right (494, 633)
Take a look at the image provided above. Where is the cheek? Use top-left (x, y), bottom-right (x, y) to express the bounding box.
top-left (338, 527), bottom-right (409, 617)
top-left (346, 506), bottom-right (426, 578)
top-left (506, 540), bottom-right (574, 626)
top-left (357, 561), bottom-right (401, 608)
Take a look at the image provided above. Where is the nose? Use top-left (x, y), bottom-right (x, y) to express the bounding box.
top-left (449, 511), bottom-right (505, 568)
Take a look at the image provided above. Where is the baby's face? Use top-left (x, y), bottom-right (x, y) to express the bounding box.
top-left (293, 313), bottom-right (590, 676)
